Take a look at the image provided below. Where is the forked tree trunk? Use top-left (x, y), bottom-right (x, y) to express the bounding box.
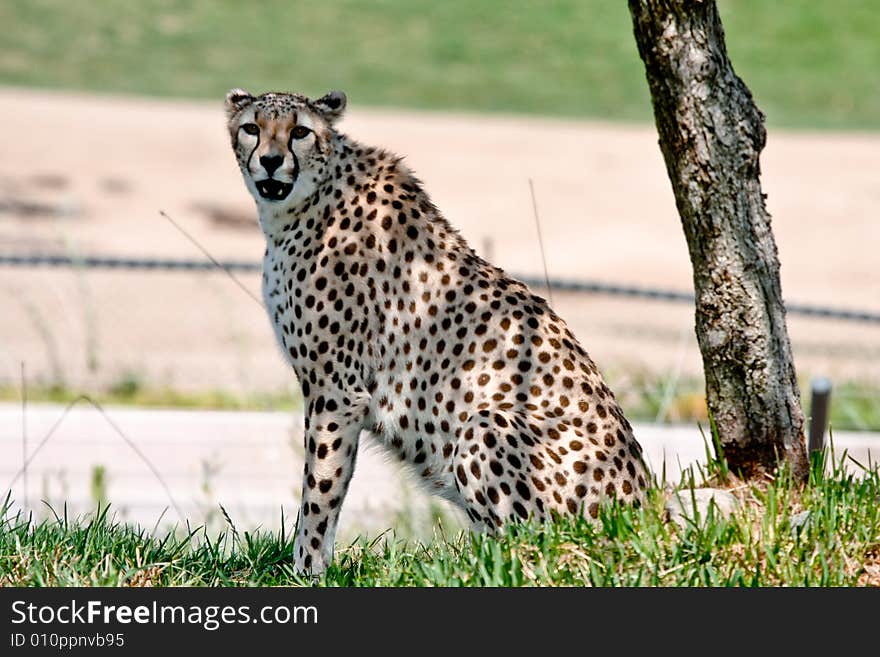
top-left (628, 0), bottom-right (809, 481)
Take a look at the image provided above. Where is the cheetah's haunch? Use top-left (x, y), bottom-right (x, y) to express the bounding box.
top-left (226, 89), bottom-right (650, 574)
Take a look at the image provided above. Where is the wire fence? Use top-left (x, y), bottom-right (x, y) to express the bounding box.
top-left (2, 252), bottom-right (879, 324)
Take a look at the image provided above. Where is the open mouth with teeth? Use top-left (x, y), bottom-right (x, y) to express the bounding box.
top-left (256, 179), bottom-right (294, 200)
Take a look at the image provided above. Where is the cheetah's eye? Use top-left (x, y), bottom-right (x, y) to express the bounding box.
top-left (240, 123), bottom-right (259, 136)
top-left (291, 125), bottom-right (311, 140)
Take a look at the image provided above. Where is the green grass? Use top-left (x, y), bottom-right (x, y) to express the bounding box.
top-left (3, 452), bottom-right (879, 586)
top-left (615, 372), bottom-right (880, 433)
top-left (0, 380), bottom-right (302, 412)
top-left (0, 0), bottom-right (877, 129)
top-left (3, 373), bottom-right (877, 431)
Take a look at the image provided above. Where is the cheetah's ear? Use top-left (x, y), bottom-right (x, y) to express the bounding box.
top-left (225, 88), bottom-right (255, 118)
top-left (314, 90), bottom-right (347, 124)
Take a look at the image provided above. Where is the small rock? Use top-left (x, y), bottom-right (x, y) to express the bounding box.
top-left (665, 487), bottom-right (739, 527)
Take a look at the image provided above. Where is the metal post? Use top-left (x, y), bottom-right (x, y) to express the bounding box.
top-left (808, 377), bottom-right (832, 454)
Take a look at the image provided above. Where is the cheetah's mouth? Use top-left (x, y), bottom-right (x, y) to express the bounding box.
top-left (255, 178), bottom-right (294, 201)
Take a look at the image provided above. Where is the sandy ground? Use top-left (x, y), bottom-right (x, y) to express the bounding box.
top-left (3, 404), bottom-right (875, 536)
top-left (0, 87), bottom-right (878, 397)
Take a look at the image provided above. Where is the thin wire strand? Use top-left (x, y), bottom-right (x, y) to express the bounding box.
top-left (528, 179), bottom-right (554, 305)
top-left (1, 253), bottom-right (878, 323)
top-left (20, 361), bottom-right (27, 512)
top-left (5, 395), bottom-right (185, 525)
top-left (159, 210), bottom-right (264, 309)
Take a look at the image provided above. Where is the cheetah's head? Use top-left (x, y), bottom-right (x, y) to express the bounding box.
top-left (225, 89), bottom-right (347, 208)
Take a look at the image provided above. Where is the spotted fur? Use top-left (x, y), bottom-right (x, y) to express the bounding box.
top-left (226, 89), bottom-right (650, 574)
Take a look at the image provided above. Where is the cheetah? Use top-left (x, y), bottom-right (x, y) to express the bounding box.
top-left (225, 88), bottom-right (650, 573)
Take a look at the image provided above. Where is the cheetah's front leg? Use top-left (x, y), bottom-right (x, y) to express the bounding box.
top-left (294, 393), bottom-right (366, 575)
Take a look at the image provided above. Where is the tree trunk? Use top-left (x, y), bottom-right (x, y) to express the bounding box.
top-left (627, 0), bottom-right (808, 481)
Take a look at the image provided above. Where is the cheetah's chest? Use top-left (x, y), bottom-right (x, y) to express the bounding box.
top-left (262, 243), bottom-right (302, 372)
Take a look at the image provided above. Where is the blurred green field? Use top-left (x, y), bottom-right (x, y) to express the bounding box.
top-left (0, 0), bottom-right (877, 129)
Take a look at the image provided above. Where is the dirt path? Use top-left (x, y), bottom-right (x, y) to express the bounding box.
top-left (3, 404), bottom-right (874, 536)
top-left (0, 87), bottom-right (877, 394)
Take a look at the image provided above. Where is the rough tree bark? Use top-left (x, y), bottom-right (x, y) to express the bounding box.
top-left (627, 0), bottom-right (809, 481)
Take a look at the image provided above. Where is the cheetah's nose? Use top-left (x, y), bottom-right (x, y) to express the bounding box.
top-left (260, 155), bottom-right (284, 176)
